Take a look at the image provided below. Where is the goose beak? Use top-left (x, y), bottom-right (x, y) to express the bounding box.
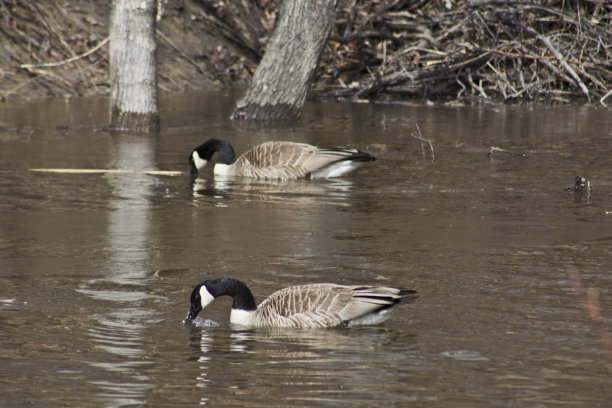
top-left (189, 156), bottom-right (198, 176)
top-left (184, 304), bottom-right (201, 324)
top-left (190, 151), bottom-right (208, 176)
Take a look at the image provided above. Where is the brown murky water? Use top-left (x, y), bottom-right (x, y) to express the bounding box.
top-left (1, 91), bottom-right (612, 407)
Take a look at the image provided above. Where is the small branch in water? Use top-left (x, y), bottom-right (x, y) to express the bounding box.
top-left (30, 168), bottom-right (182, 176)
top-left (569, 272), bottom-right (612, 370)
top-left (412, 123), bottom-right (434, 162)
top-left (487, 146), bottom-right (528, 159)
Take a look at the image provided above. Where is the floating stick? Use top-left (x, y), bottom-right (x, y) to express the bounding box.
top-left (487, 146), bottom-right (528, 159)
top-left (29, 168), bottom-right (183, 176)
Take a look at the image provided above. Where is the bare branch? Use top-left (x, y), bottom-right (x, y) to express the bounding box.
top-left (412, 123), bottom-right (434, 162)
top-left (20, 37), bottom-right (109, 69)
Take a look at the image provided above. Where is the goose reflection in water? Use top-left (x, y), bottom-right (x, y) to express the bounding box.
top-left (189, 324), bottom-right (418, 406)
top-left (191, 176), bottom-right (355, 207)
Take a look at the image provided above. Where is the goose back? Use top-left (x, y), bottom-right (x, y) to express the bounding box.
top-left (243, 284), bottom-right (417, 328)
top-left (228, 141), bottom-right (373, 180)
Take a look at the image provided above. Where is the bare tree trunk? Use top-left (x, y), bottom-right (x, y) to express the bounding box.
top-left (109, 0), bottom-right (159, 132)
top-left (231, 0), bottom-right (337, 121)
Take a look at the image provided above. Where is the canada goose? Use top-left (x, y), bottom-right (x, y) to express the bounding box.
top-left (189, 138), bottom-right (375, 180)
top-left (184, 278), bottom-right (418, 328)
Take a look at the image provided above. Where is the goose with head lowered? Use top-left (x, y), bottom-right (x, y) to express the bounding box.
top-left (189, 138), bottom-right (375, 180)
top-left (184, 278), bottom-right (418, 328)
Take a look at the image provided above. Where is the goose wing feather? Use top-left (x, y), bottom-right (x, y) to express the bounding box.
top-left (254, 284), bottom-right (410, 328)
top-left (234, 142), bottom-right (364, 179)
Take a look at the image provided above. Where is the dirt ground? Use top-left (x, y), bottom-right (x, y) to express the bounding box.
top-left (0, 0), bottom-right (259, 101)
top-left (1, 0), bottom-right (610, 105)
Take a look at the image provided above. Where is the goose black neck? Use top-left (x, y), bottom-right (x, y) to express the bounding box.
top-left (195, 138), bottom-right (237, 164)
top-left (204, 278), bottom-right (257, 311)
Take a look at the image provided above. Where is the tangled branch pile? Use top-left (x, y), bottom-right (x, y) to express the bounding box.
top-left (315, 0), bottom-right (612, 105)
top-left (0, 0), bottom-right (610, 105)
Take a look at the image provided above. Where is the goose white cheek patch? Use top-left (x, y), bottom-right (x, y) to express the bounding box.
top-left (199, 286), bottom-right (215, 309)
top-left (192, 151), bottom-right (208, 170)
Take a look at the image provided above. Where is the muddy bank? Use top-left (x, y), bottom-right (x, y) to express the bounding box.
top-left (1, 0), bottom-right (610, 105)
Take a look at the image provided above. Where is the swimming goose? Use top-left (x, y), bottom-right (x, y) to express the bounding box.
top-left (189, 138), bottom-right (375, 180)
top-left (184, 278), bottom-right (418, 328)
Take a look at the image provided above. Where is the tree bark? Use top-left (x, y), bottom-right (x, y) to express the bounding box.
top-left (231, 0), bottom-right (338, 121)
top-left (109, 0), bottom-right (160, 132)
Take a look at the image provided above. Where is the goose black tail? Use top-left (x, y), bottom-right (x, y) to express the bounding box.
top-left (320, 148), bottom-right (376, 162)
top-left (349, 150), bottom-right (376, 162)
top-left (398, 289), bottom-right (419, 305)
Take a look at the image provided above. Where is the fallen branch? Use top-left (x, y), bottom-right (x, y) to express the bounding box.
top-left (20, 37), bottom-right (109, 69)
top-left (486, 48), bottom-right (612, 77)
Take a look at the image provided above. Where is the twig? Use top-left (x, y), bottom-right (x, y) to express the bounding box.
top-left (600, 89), bottom-right (612, 107)
top-left (380, 40), bottom-right (388, 76)
top-left (156, 29), bottom-right (208, 75)
top-left (481, 45), bottom-right (612, 77)
top-left (488, 146), bottom-right (528, 158)
top-left (569, 272), bottom-right (612, 370)
top-left (412, 123), bottom-right (434, 162)
top-left (1, 82), bottom-right (28, 100)
top-left (20, 37), bottom-right (109, 69)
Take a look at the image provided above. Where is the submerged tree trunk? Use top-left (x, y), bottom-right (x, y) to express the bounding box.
top-left (231, 0), bottom-right (337, 121)
top-left (109, 0), bottom-right (159, 132)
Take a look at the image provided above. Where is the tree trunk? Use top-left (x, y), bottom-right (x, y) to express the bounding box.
top-left (109, 0), bottom-right (159, 132)
top-left (231, 0), bottom-right (337, 121)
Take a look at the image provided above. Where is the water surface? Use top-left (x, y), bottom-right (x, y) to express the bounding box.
top-left (1, 92), bottom-right (612, 406)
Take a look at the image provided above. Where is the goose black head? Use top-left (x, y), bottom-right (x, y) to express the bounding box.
top-left (189, 138), bottom-right (237, 176)
top-left (184, 282), bottom-right (206, 324)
